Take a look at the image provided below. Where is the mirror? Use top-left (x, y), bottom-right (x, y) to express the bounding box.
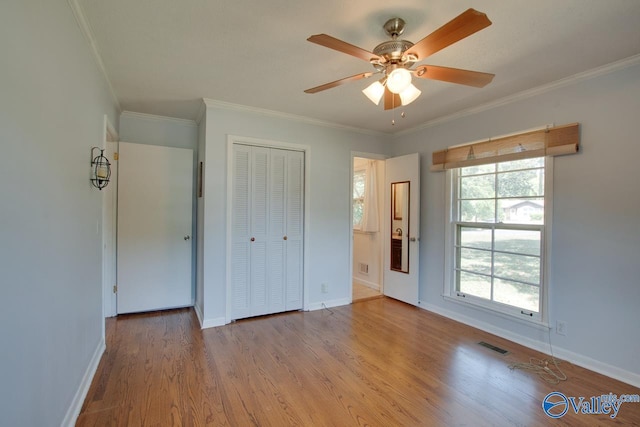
top-left (391, 181), bottom-right (410, 273)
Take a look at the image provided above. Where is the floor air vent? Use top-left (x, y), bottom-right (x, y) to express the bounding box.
top-left (478, 341), bottom-right (509, 355)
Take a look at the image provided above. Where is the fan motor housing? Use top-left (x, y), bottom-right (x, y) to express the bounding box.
top-left (373, 39), bottom-right (414, 61)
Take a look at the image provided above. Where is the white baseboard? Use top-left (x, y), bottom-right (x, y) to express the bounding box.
top-left (418, 301), bottom-right (640, 389)
top-left (194, 302), bottom-right (204, 328)
top-left (307, 297), bottom-right (351, 312)
top-left (193, 302), bottom-right (226, 329)
top-left (61, 338), bottom-right (105, 427)
top-left (353, 278), bottom-right (380, 291)
top-left (200, 316), bottom-right (226, 329)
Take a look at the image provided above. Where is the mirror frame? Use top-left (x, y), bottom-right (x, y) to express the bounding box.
top-left (390, 181), bottom-right (410, 274)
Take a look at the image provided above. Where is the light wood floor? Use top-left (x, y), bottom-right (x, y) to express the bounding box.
top-left (77, 298), bottom-right (640, 426)
top-left (352, 282), bottom-right (382, 302)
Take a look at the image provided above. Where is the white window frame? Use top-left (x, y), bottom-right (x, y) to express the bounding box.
top-left (443, 157), bottom-right (553, 327)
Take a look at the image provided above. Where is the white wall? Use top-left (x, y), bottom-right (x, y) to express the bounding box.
top-left (120, 111), bottom-right (198, 150)
top-left (199, 101), bottom-right (391, 324)
top-left (0, 1), bottom-right (119, 425)
top-left (392, 59), bottom-right (640, 385)
top-left (119, 111), bottom-right (199, 304)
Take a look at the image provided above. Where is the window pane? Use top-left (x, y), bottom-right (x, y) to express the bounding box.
top-left (353, 171), bottom-right (365, 198)
top-left (494, 229), bottom-right (540, 256)
top-left (459, 247), bottom-right (492, 275)
top-left (458, 271), bottom-right (491, 299)
top-left (494, 252), bottom-right (540, 284)
top-left (353, 199), bottom-right (364, 227)
top-left (460, 174), bottom-right (495, 199)
top-left (459, 227), bottom-right (492, 250)
top-left (497, 169), bottom-right (544, 198)
top-left (461, 164), bottom-right (495, 176)
top-left (494, 278), bottom-right (539, 312)
top-left (498, 198), bottom-right (544, 224)
top-left (460, 200), bottom-right (495, 223)
top-left (498, 158), bottom-right (544, 171)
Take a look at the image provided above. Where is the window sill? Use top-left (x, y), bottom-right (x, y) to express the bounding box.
top-left (442, 294), bottom-right (550, 331)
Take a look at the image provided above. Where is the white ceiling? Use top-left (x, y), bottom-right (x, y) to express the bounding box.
top-left (78, 0), bottom-right (640, 134)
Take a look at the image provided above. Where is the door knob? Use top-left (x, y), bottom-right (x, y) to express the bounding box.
top-left (251, 237), bottom-right (255, 242)
top-left (283, 236), bottom-right (288, 240)
top-left (184, 235), bottom-right (190, 241)
top-left (410, 237), bottom-right (418, 242)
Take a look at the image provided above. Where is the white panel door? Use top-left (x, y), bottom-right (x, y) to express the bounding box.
top-left (383, 153), bottom-right (420, 305)
top-left (117, 142), bottom-right (193, 314)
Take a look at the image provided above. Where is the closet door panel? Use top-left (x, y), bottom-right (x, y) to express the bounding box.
top-left (268, 150), bottom-right (287, 312)
top-left (231, 145), bottom-right (252, 318)
top-left (285, 151), bottom-right (304, 309)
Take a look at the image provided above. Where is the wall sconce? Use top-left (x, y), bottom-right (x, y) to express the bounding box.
top-left (90, 147), bottom-right (111, 190)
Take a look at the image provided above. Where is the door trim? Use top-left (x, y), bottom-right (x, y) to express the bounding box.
top-left (102, 115), bottom-right (118, 322)
top-left (225, 135), bottom-right (311, 324)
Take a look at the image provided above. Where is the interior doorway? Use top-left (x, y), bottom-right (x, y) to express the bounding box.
top-left (351, 155), bottom-right (385, 302)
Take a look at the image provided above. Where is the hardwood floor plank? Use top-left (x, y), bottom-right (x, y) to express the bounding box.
top-left (77, 299), bottom-right (640, 426)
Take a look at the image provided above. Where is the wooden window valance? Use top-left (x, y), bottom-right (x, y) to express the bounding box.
top-left (431, 123), bottom-right (580, 171)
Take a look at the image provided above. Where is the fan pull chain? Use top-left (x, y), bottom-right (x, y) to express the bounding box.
top-left (392, 95), bottom-right (396, 125)
top-left (392, 110), bottom-right (406, 126)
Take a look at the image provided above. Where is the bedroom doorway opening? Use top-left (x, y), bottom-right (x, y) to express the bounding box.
top-left (352, 156), bottom-right (385, 302)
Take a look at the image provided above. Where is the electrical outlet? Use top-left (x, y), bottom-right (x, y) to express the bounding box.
top-left (556, 320), bottom-right (567, 336)
top-left (321, 283), bottom-right (328, 293)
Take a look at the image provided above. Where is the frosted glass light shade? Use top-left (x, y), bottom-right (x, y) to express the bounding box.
top-left (399, 83), bottom-right (421, 106)
top-left (387, 68), bottom-right (412, 94)
top-left (362, 81), bottom-right (385, 105)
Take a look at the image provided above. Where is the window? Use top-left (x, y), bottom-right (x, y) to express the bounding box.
top-left (446, 157), bottom-right (550, 322)
top-left (353, 169), bottom-right (366, 229)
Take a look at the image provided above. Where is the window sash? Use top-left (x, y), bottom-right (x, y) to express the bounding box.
top-left (448, 157), bottom-right (548, 320)
top-left (454, 222), bottom-right (544, 312)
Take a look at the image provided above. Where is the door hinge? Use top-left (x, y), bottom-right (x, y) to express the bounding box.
top-left (113, 152), bottom-right (119, 160)
top-left (113, 285), bottom-right (117, 294)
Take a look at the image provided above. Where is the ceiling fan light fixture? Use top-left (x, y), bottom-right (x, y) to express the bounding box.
top-left (362, 80), bottom-right (385, 105)
top-left (399, 83), bottom-right (421, 106)
top-left (386, 68), bottom-right (412, 94)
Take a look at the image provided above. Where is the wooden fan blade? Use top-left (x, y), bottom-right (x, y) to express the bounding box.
top-left (413, 65), bottom-right (494, 87)
top-left (405, 9), bottom-right (491, 61)
top-left (384, 86), bottom-right (401, 110)
top-left (304, 72), bottom-right (374, 94)
top-left (307, 34), bottom-right (381, 62)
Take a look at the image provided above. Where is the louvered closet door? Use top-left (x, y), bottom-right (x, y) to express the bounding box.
top-left (231, 144), bottom-right (304, 320)
top-left (285, 151), bottom-right (304, 310)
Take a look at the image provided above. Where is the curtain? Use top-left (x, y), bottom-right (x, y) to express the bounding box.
top-left (361, 160), bottom-right (379, 232)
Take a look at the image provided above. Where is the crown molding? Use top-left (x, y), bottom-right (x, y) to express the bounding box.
top-left (201, 98), bottom-right (389, 137)
top-left (67, 0), bottom-right (121, 113)
top-left (395, 53), bottom-right (640, 138)
top-left (120, 110), bottom-right (197, 127)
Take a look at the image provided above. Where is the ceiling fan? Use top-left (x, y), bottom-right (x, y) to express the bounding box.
top-left (304, 8), bottom-right (495, 110)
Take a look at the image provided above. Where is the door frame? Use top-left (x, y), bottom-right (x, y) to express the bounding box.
top-left (102, 115), bottom-right (118, 321)
top-left (349, 151), bottom-right (388, 302)
top-left (225, 135), bottom-right (311, 324)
